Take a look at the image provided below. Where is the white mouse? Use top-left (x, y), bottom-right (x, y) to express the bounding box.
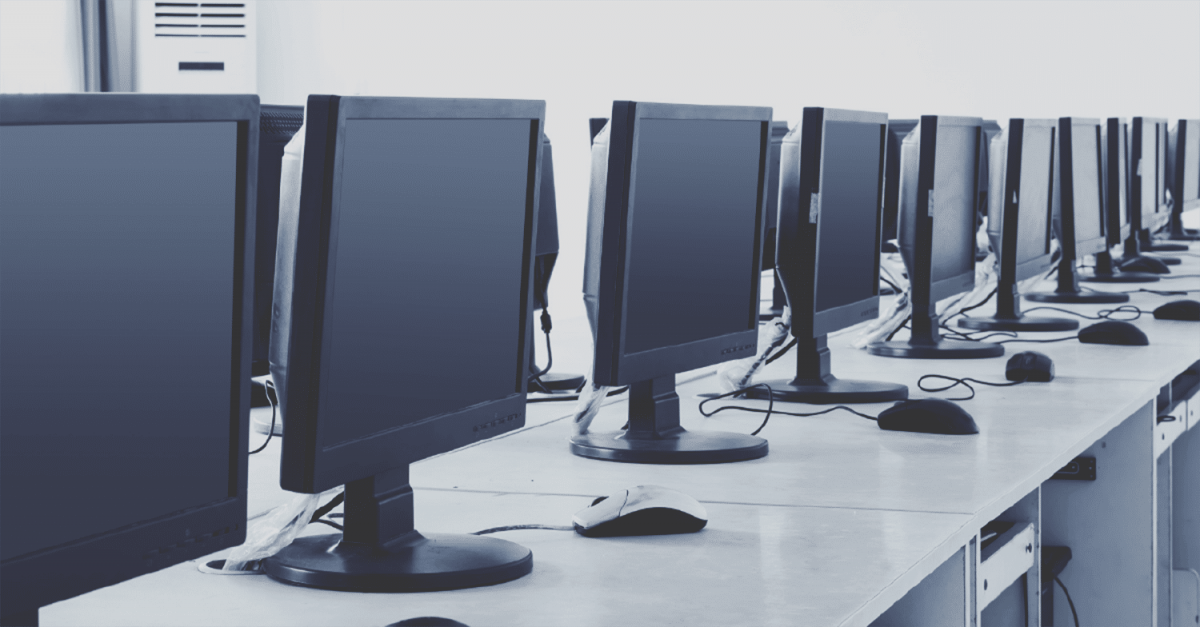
top-left (572, 485), bottom-right (708, 537)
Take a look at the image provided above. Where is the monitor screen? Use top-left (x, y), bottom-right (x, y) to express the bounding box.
top-left (814, 120), bottom-right (884, 314)
top-left (1070, 121), bottom-right (1105, 252)
top-left (621, 118), bottom-right (762, 355)
top-left (1137, 118), bottom-right (1158, 224)
top-left (315, 118), bottom-right (531, 448)
top-left (930, 123), bottom-right (979, 285)
top-left (1015, 123), bottom-right (1055, 265)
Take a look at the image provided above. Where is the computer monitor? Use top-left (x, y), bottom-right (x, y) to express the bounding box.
top-left (529, 134), bottom-right (585, 394)
top-left (1082, 118), bottom-right (1161, 283)
top-left (252, 105), bottom-right (304, 379)
top-left (1133, 117), bottom-right (1186, 256)
top-left (867, 115), bottom-right (1004, 359)
top-left (589, 117), bottom-right (608, 146)
top-left (957, 118), bottom-right (1079, 332)
top-left (1025, 118), bottom-right (1129, 303)
top-left (880, 119), bottom-right (919, 252)
top-left (574, 100), bottom-right (771, 464)
top-left (264, 95), bottom-right (543, 591)
top-left (760, 120), bottom-right (790, 320)
top-left (1166, 119), bottom-right (1200, 240)
top-left (744, 107), bottom-right (908, 403)
top-left (976, 120), bottom-right (1005, 244)
top-left (0, 93), bottom-right (255, 624)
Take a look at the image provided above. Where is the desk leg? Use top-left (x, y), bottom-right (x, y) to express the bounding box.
top-left (1175, 425), bottom-right (1200, 600)
top-left (1042, 402), bottom-right (1155, 626)
top-left (1158, 450), bottom-right (1173, 625)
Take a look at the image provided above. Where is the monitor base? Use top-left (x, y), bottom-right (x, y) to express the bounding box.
top-left (1144, 254), bottom-right (1182, 265)
top-left (1078, 269), bottom-right (1161, 283)
top-left (867, 338), bottom-right (1005, 359)
top-left (957, 316), bottom-right (1078, 332)
top-left (265, 532), bottom-right (532, 592)
top-left (570, 429), bottom-right (767, 464)
top-left (531, 371), bottom-right (585, 393)
top-left (1166, 232), bottom-right (1200, 241)
top-left (1145, 241), bottom-right (1188, 252)
top-left (1023, 290), bottom-right (1129, 304)
top-left (743, 375), bottom-right (908, 404)
top-left (758, 307), bottom-right (785, 322)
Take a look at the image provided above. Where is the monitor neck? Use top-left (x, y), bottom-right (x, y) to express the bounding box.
top-left (993, 271), bottom-right (1023, 320)
top-left (1052, 255), bottom-right (1082, 294)
top-left (626, 375), bottom-right (683, 439)
top-left (342, 466), bottom-right (419, 549)
top-left (1095, 250), bottom-right (1116, 275)
top-left (794, 334), bottom-right (833, 382)
top-left (1126, 228), bottom-right (1146, 257)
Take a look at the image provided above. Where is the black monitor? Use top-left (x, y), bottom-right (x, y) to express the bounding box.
top-left (0, 93), bottom-right (255, 624)
top-left (880, 119), bottom-right (919, 252)
top-left (1082, 118), bottom-right (1162, 283)
top-left (956, 118), bottom-right (1079, 332)
top-left (1132, 117), bottom-right (1186, 255)
top-left (263, 95), bottom-right (543, 591)
top-left (760, 120), bottom-right (790, 319)
top-left (529, 134), bottom-right (585, 394)
top-left (1026, 118), bottom-right (1130, 304)
top-left (744, 107), bottom-right (908, 403)
top-left (574, 100), bottom-right (771, 464)
top-left (867, 115), bottom-right (1004, 359)
top-left (252, 105), bottom-right (304, 379)
top-left (1166, 119), bottom-right (1200, 240)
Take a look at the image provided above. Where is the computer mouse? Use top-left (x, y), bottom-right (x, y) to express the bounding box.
top-left (1118, 256), bottom-right (1170, 274)
top-left (877, 398), bottom-right (979, 435)
top-left (386, 619), bottom-right (470, 627)
top-left (1006, 351), bottom-right (1055, 382)
top-left (572, 485), bottom-right (708, 537)
top-left (1078, 320), bottom-right (1149, 346)
top-left (1154, 300), bottom-right (1200, 321)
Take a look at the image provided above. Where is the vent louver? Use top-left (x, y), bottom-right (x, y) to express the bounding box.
top-left (154, 2), bottom-right (246, 37)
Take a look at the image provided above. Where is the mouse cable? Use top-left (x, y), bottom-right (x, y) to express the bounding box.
top-left (527, 386), bottom-right (629, 403)
top-left (938, 324), bottom-right (1017, 342)
top-left (994, 335), bottom-right (1078, 345)
top-left (249, 379), bottom-right (278, 455)
top-left (471, 524), bottom-right (574, 535)
top-left (940, 287), bottom-right (1000, 325)
top-left (917, 374), bottom-right (1023, 401)
top-left (1054, 576), bottom-right (1081, 627)
top-left (1023, 305), bottom-right (1143, 321)
top-left (1119, 287), bottom-right (1200, 295)
top-left (698, 384), bottom-right (878, 436)
top-left (764, 338), bottom-right (799, 365)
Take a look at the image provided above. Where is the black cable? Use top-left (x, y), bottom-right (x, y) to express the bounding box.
top-left (312, 519), bottom-right (344, 531)
top-left (885, 316), bottom-right (912, 342)
top-left (995, 335), bottom-right (1079, 345)
top-left (526, 386), bottom-right (629, 403)
top-left (764, 339), bottom-right (798, 365)
top-left (880, 275), bottom-right (901, 293)
top-left (698, 384), bottom-right (879, 435)
top-left (310, 491), bottom-right (345, 524)
top-left (248, 380), bottom-right (277, 455)
top-left (917, 374), bottom-right (1023, 401)
top-left (1023, 305), bottom-right (1142, 321)
top-left (1054, 576), bottom-right (1081, 627)
top-left (942, 287), bottom-right (1000, 325)
top-left (528, 310), bottom-right (554, 390)
top-left (1122, 287), bottom-right (1200, 295)
top-left (471, 524), bottom-right (574, 535)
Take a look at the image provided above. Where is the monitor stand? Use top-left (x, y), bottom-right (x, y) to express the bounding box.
top-left (265, 466), bottom-right (532, 592)
top-left (569, 375), bottom-right (768, 464)
top-left (1166, 212), bottom-right (1200, 241)
top-left (1024, 254), bottom-right (1129, 304)
top-left (957, 279), bottom-right (1079, 332)
top-left (1139, 228), bottom-right (1186, 256)
top-left (1079, 251), bottom-right (1161, 283)
top-left (868, 300), bottom-right (1005, 359)
top-left (745, 335), bottom-right (907, 403)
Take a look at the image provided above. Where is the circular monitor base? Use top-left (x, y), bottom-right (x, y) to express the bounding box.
top-left (570, 429), bottom-right (767, 464)
top-left (265, 533), bottom-right (532, 593)
top-left (744, 376), bottom-right (908, 404)
top-left (533, 372), bottom-right (586, 392)
top-left (867, 339), bottom-right (1005, 359)
top-left (957, 316), bottom-right (1079, 332)
top-left (1079, 271), bottom-right (1161, 284)
top-left (1024, 291), bottom-right (1130, 304)
top-left (1167, 233), bottom-right (1200, 242)
top-left (1146, 255), bottom-right (1183, 265)
top-left (1146, 242), bottom-right (1189, 252)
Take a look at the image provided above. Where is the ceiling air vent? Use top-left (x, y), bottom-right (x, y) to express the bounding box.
top-left (154, 2), bottom-right (247, 38)
top-left (133, 0), bottom-right (256, 93)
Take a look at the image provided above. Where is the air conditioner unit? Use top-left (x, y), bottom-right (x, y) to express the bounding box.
top-left (132, 0), bottom-right (256, 93)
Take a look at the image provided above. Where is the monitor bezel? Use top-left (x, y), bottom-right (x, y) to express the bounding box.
top-left (0, 93), bottom-right (255, 617)
top-left (782, 107), bottom-right (888, 338)
top-left (278, 95), bottom-right (544, 494)
top-left (1173, 119), bottom-right (1200, 212)
top-left (592, 101), bottom-right (771, 387)
top-left (927, 115), bottom-right (984, 304)
top-left (1000, 118), bottom-right (1058, 284)
top-left (1103, 118), bottom-right (1132, 246)
top-left (880, 119), bottom-right (920, 250)
top-left (1131, 117), bottom-right (1168, 229)
top-left (1059, 117), bottom-right (1108, 259)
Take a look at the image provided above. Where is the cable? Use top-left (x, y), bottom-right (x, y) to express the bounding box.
top-left (995, 335), bottom-right (1078, 345)
top-left (312, 519), bottom-right (344, 531)
top-left (942, 287), bottom-right (999, 325)
top-left (1022, 305), bottom-right (1142, 321)
top-left (698, 384), bottom-right (878, 436)
top-left (249, 380), bottom-right (277, 455)
top-left (471, 524), bottom-right (574, 535)
top-left (310, 491), bottom-right (345, 524)
top-left (764, 338), bottom-right (798, 365)
top-left (880, 275), bottom-right (901, 293)
top-left (528, 310), bottom-right (554, 391)
top-left (917, 374), bottom-right (1023, 401)
top-left (885, 315), bottom-right (912, 342)
top-left (1054, 576), bottom-right (1081, 627)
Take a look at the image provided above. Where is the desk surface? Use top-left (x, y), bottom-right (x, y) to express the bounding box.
top-left (43, 245), bottom-right (1200, 627)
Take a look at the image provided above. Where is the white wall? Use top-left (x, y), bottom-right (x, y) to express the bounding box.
top-left (0, 0), bottom-right (84, 93)
top-left (257, 0), bottom-right (1200, 321)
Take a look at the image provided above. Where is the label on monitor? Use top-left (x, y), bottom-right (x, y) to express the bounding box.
top-left (809, 192), bottom-right (820, 224)
top-left (1137, 158), bottom-right (1143, 177)
top-left (925, 190), bottom-right (935, 218)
